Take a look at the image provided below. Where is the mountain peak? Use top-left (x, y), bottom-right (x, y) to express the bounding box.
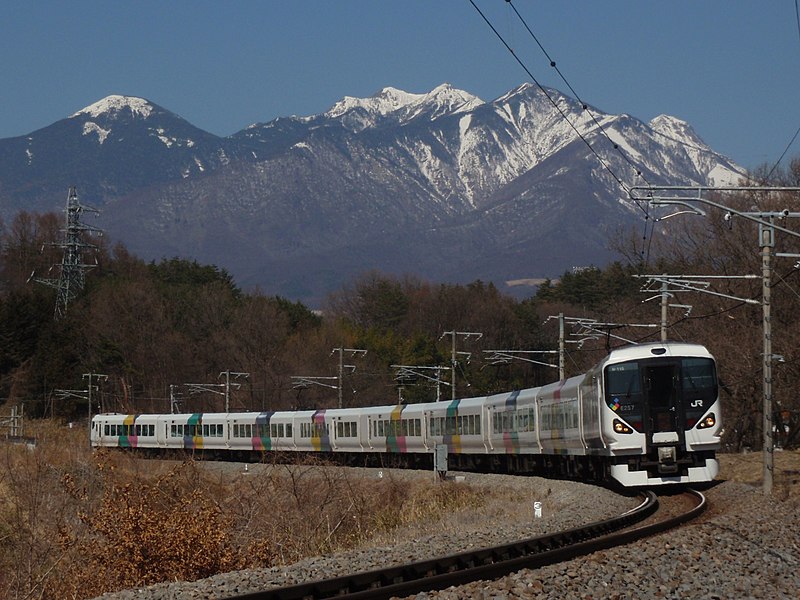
top-left (325, 84), bottom-right (482, 123)
top-left (423, 83), bottom-right (483, 113)
top-left (71, 95), bottom-right (156, 120)
top-left (648, 114), bottom-right (704, 146)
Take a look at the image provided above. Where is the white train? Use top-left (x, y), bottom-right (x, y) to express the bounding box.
top-left (91, 342), bottom-right (721, 487)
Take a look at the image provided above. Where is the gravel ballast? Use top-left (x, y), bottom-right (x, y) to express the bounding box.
top-left (92, 466), bottom-right (800, 600)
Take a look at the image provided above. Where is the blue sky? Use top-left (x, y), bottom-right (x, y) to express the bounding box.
top-left (3, 1), bottom-right (800, 171)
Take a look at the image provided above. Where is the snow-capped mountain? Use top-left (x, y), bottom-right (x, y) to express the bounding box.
top-left (0, 85), bottom-right (745, 305)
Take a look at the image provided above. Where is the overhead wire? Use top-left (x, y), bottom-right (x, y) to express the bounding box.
top-left (468, 0), bottom-right (656, 265)
top-left (502, 0), bottom-right (660, 264)
top-left (764, 0), bottom-right (800, 182)
top-left (467, 0), bottom-right (641, 201)
top-left (503, 1), bottom-right (652, 190)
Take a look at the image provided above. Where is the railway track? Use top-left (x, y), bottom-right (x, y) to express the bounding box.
top-left (223, 488), bottom-right (707, 600)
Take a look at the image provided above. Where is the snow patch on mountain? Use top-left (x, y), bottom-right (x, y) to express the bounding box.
top-left (72, 95), bottom-right (154, 120)
top-left (605, 126), bottom-right (643, 163)
top-left (82, 121), bottom-right (111, 144)
top-left (707, 163), bottom-right (744, 186)
top-left (152, 127), bottom-right (195, 149)
top-left (326, 83), bottom-right (483, 125)
top-left (648, 114), bottom-right (705, 147)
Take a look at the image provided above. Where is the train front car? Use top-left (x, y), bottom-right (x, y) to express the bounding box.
top-left (600, 342), bottom-right (721, 487)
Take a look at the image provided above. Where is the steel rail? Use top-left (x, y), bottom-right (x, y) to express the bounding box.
top-left (222, 489), bottom-right (704, 600)
top-left (223, 489), bottom-right (706, 600)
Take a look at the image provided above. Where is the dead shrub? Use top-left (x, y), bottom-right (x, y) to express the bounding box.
top-left (57, 458), bottom-right (242, 599)
top-left (0, 426), bottom-right (489, 600)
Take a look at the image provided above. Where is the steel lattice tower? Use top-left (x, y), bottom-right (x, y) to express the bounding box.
top-left (31, 187), bottom-right (102, 318)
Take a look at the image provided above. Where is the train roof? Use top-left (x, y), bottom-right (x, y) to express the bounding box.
top-left (605, 341), bottom-right (713, 363)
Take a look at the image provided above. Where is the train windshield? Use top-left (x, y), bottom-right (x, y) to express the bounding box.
top-left (605, 356), bottom-right (717, 432)
top-left (605, 362), bottom-right (644, 430)
top-left (681, 357), bottom-right (717, 427)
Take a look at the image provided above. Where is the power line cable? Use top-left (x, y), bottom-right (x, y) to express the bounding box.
top-left (764, 0), bottom-right (800, 181)
top-left (503, 0), bottom-right (652, 191)
top-left (466, 0), bottom-right (645, 210)
top-left (469, 0), bottom-right (658, 269)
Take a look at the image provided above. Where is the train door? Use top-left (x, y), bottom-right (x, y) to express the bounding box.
top-left (642, 361), bottom-right (685, 474)
top-left (643, 363), bottom-right (683, 434)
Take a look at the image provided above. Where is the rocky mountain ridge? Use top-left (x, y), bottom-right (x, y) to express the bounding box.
top-left (0, 84), bottom-right (745, 305)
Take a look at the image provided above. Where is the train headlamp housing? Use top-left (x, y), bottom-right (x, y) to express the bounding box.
top-left (696, 413), bottom-right (716, 429)
top-left (613, 419), bottom-right (633, 434)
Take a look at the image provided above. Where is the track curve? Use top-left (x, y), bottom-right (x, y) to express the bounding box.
top-left (222, 489), bottom-right (706, 600)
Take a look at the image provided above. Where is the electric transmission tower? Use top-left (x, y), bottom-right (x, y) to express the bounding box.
top-left (30, 187), bottom-right (102, 318)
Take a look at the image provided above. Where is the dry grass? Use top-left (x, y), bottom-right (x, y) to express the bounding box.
top-left (0, 423), bottom-right (489, 600)
top-left (718, 449), bottom-right (800, 498)
top-left (5, 422), bottom-right (795, 599)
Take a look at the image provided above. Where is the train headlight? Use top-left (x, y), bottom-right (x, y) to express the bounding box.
top-left (697, 413), bottom-right (716, 429)
top-left (613, 419), bottom-right (633, 434)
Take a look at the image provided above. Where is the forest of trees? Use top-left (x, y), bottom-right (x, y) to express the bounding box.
top-left (4, 164), bottom-right (800, 452)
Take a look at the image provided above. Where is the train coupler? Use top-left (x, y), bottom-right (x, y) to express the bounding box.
top-left (657, 446), bottom-right (679, 474)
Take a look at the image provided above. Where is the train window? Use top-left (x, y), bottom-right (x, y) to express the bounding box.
top-left (605, 361), bottom-right (644, 432)
top-left (337, 422), bottom-right (343, 437)
top-left (271, 423), bottom-right (278, 438)
top-left (681, 358), bottom-right (716, 391)
top-left (286, 424), bottom-right (292, 437)
top-left (606, 363), bottom-right (641, 396)
top-left (104, 424), bottom-right (109, 436)
top-left (681, 357), bottom-right (718, 427)
top-left (378, 420), bottom-right (384, 437)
